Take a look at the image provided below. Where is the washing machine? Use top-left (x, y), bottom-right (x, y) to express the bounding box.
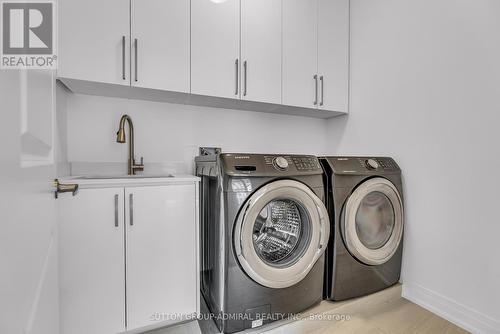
top-left (320, 157), bottom-right (404, 301)
top-left (196, 153), bottom-right (329, 333)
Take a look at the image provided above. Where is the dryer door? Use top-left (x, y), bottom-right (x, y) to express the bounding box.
top-left (234, 180), bottom-right (329, 289)
top-left (342, 177), bottom-right (404, 265)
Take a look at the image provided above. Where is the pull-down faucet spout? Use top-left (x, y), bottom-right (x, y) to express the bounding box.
top-left (116, 115), bottom-right (144, 175)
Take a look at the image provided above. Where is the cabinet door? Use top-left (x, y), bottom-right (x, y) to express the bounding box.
top-left (240, 0), bottom-right (281, 104)
top-left (191, 0), bottom-right (240, 99)
top-left (318, 0), bottom-right (349, 112)
top-left (282, 0), bottom-right (318, 109)
top-left (58, 188), bottom-right (125, 334)
top-left (126, 184), bottom-right (197, 330)
top-left (131, 0), bottom-right (190, 92)
top-left (58, 0), bottom-right (130, 84)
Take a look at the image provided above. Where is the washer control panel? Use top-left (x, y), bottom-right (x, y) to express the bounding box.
top-left (273, 156), bottom-right (289, 170)
top-left (221, 154), bottom-right (323, 175)
top-left (264, 155), bottom-right (321, 172)
top-left (264, 155), bottom-right (292, 171)
top-left (292, 156), bottom-right (321, 171)
top-left (365, 158), bottom-right (380, 170)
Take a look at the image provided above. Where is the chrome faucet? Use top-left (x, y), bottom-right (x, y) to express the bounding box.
top-left (116, 115), bottom-right (144, 175)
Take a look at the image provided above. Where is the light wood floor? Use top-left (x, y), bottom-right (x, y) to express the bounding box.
top-left (259, 285), bottom-right (469, 334)
top-left (148, 284), bottom-right (469, 334)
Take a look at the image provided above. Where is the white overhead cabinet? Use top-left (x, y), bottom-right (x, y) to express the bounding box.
top-left (191, 0), bottom-right (282, 103)
top-left (282, 0), bottom-right (319, 109)
top-left (318, 0), bottom-right (350, 112)
top-left (58, 0), bottom-right (349, 117)
top-left (240, 0), bottom-right (282, 104)
top-left (283, 0), bottom-right (350, 113)
top-left (131, 0), bottom-right (190, 92)
top-left (59, 183), bottom-right (199, 333)
top-left (58, 0), bottom-right (130, 85)
top-left (59, 0), bottom-right (190, 91)
top-left (191, 0), bottom-right (240, 99)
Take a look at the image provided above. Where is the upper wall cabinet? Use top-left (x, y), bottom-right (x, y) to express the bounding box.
top-left (191, 0), bottom-right (282, 104)
top-left (240, 0), bottom-right (282, 104)
top-left (58, 0), bottom-right (130, 85)
top-left (282, 0), bottom-right (318, 109)
top-left (318, 0), bottom-right (349, 112)
top-left (58, 0), bottom-right (349, 118)
top-left (131, 0), bottom-right (190, 92)
top-left (283, 0), bottom-right (349, 113)
top-left (191, 0), bottom-right (240, 99)
top-left (59, 0), bottom-right (190, 91)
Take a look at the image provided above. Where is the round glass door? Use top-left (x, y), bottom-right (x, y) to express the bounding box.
top-left (252, 199), bottom-right (311, 268)
top-left (234, 180), bottom-right (329, 289)
top-left (355, 192), bottom-right (395, 250)
top-left (342, 178), bottom-right (403, 265)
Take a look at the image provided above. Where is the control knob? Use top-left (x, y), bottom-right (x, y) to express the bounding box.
top-left (365, 158), bottom-right (380, 170)
top-left (273, 156), bottom-right (289, 170)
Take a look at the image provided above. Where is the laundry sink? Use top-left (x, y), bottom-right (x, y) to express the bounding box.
top-left (73, 174), bottom-right (175, 180)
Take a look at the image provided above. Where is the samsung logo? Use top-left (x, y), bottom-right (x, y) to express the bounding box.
top-left (235, 156), bottom-right (250, 159)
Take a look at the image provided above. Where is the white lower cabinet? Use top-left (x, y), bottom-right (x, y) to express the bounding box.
top-left (125, 185), bottom-right (197, 329)
top-left (59, 188), bottom-right (126, 334)
top-left (58, 183), bottom-right (199, 334)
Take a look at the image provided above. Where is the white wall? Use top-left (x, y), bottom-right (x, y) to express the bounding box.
top-left (328, 0), bottom-right (500, 332)
top-left (59, 2), bottom-right (500, 332)
top-left (0, 71), bottom-right (59, 334)
top-left (64, 93), bottom-right (328, 175)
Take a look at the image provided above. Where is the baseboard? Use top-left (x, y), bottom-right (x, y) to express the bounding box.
top-left (402, 282), bottom-right (500, 334)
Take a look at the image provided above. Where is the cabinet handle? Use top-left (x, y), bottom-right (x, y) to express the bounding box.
top-left (121, 36), bottom-right (126, 80)
top-left (320, 75), bottom-right (324, 106)
top-left (235, 59), bottom-right (239, 95)
top-left (243, 60), bottom-right (247, 96)
top-left (114, 194), bottom-right (119, 227)
top-left (313, 75), bottom-right (318, 105)
top-left (134, 38), bottom-right (138, 82)
top-left (129, 193), bottom-right (134, 226)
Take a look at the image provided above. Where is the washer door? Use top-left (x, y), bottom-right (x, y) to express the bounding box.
top-left (234, 180), bottom-right (329, 289)
top-left (342, 177), bottom-right (404, 265)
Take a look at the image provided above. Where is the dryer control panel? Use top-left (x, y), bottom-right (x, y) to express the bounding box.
top-left (356, 157), bottom-right (398, 171)
top-left (324, 157), bottom-right (401, 175)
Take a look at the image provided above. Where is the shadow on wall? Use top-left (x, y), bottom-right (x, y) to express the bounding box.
top-left (325, 114), bottom-right (349, 155)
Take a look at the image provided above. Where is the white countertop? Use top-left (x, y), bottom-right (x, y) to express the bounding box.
top-left (59, 174), bottom-right (199, 189)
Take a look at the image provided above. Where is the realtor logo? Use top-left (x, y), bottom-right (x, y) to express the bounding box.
top-left (1, 0), bottom-right (57, 69)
